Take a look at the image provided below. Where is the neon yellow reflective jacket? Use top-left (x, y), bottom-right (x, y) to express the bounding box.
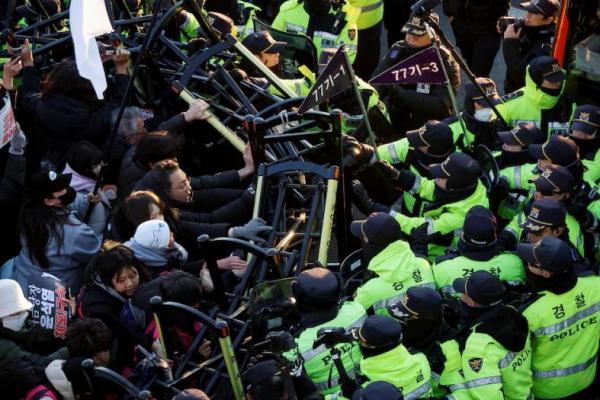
top-left (522, 275), bottom-right (600, 398)
top-left (354, 240), bottom-right (434, 315)
top-left (346, 0), bottom-right (383, 29)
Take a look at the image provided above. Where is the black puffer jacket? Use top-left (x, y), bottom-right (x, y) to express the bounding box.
top-left (473, 305), bottom-right (529, 353)
top-left (444, 0), bottom-right (510, 36)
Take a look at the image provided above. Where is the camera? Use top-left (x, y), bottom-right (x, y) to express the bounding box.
top-left (498, 16), bottom-right (524, 33)
top-left (313, 327), bottom-right (359, 349)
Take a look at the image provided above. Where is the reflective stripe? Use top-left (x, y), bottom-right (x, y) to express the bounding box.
top-left (448, 382), bottom-right (467, 391)
top-left (533, 301), bottom-right (600, 336)
top-left (404, 380), bottom-right (432, 400)
top-left (425, 217), bottom-right (434, 235)
top-left (359, 0), bottom-right (383, 12)
top-left (514, 167), bottom-right (522, 188)
top-left (533, 354), bottom-right (597, 378)
top-left (464, 376), bottom-right (502, 388)
top-left (387, 143), bottom-right (400, 164)
top-left (314, 31), bottom-right (338, 41)
top-left (285, 23), bottom-right (306, 33)
top-left (301, 315), bottom-right (367, 360)
top-left (294, 82), bottom-right (302, 96)
top-left (409, 174), bottom-right (421, 195)
top-left (313, 367), bottom-right (357, 390)
top-left (372, 283), bottom-right (436, 310)
top-left (498, 351), bottom-right (517, 369)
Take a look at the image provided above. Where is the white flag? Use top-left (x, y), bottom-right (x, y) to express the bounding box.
top-left (69, 0), bottom-right (113, 99)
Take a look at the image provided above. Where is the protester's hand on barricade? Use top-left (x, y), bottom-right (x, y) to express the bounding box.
top-left (238, 143), bottom-right (255, 179)
top-left (217, 255), bottom-right (248, 270)
top-left (113, 48), bottom-right (131, 74)
top-left (372, 160), bottom-right (416, 192)
top-left (197, 339), bottom-right (212, 360)
top-left (20, 39), bottom-right (33, 67)
top-left (504, 23), bottom-right (522, 39)
top-left (229, 217), bottom-right (273, 244)
top-left (343, 135), bottom-right (375, 168)
top-left (2, 57), bottom-right (22, 90)
top-left (183, 99), bottom-right (211, 122)
top-left (87, 191), bottom-right (102, 204)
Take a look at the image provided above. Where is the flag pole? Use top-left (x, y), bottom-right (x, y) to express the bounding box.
top-left (341, 47), bottom-right (380, 160)
top-left (424, 22), bottom-right (470, 148)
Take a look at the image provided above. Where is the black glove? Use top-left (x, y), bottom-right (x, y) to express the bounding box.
top-left (372, 161), bottom-right (416, 191)
top-left (352, 180), bottom-right (390, 214)
top-left (409, 222), bottom-right (429, 259)
top-left (343, 135), bottom-right (375, 168)
top-left (341, 379), bottom-right (360, 398)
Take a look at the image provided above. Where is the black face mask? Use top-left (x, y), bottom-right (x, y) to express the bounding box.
top-left (433, 184), bottom-right (476, 204)
top-left (414, 147), bottom-right (450, 170)
top-left (569, 136), bottom-right (600, 158)
top-left (500, 150), bottom-right (534, 167)
top-left (540, 86), bottom-right (561, 97)
top-left (304, 0), bottom-right (330, 15)
top-left (360, 243), bottom-right (387, 267)
top-left (58, 187), bottom-right (77, 206)
top-left (458, 301), bottom-right (490, 323)
top-left (401, 318), bottom-right (440, 350)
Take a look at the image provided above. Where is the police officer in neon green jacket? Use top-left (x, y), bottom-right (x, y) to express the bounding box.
top-left (354, 315), bottom-right (433, 399)
top-left (453, 271), bottom-right (533, 399)
top-left (388, 287), bottom-right (469, 399)
top-left (445, 77), bottom-right (505, 153)
top-left (286, 268), bottom-right (366, 396)
top-left (204, 0), bottom-right (261, 40)
top-left (346, 0), bottom-right (383, 78)
top-left (568, 104), bottom-right (600, 184)
top-left (517, 236), bottom-right (600, 399)
top-left (272, 0), bottom-right (360, 64)
top-left (351, 214), bottom-right (435, 316)
top-left (382, 152), bottom-right (489, 260)
top-left (434, 206), bottom-right (525, 298)
top-left (495, 55), bottom-right (575, 137)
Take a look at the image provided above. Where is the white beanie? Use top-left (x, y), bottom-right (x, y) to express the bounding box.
top-left (0, 279), bottom-right (33, 319)
top-left (134, 219), bottom-right (171, 249)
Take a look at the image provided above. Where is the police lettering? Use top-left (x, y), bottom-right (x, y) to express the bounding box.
top-left (321, 343), bottom-right (354, 365)
top-left (549, 316), bottom-right (598, 341)
top-left (511, 349), bottom-right (531, 371)
top-left (393, 282), bottom-right (404, 291)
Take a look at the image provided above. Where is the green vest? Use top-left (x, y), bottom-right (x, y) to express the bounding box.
top-left (354, 241), bottom-right (435, 315)
top-left (346, 0), bottom-right (383, 29)
top-left (391, 180), bottom-right (490, 260)
top-left (179, 11), bottom-right (200, 43)
top-left (289, 301), bottom-right (367, 395)
top-left (496, 68), bottom-right (576, 137)
top-left (272, 0), bottom-right (360, 64)
top-left (522, 275), bottom-right (600, 398)
top-left (433, 252), bottom-right (525, 298)
top-left (503, 210), bottom-right (585, 257)
top-left (376, 137), bottom-right (410, 165)
top-left (360, 344), bottom-right (433, 399)
top-left (460, 328), bottom-right (533, 399)
top-left (235, 1), bottom-right (260, 40)
top-left (448, 115), bottom-right (475, 152)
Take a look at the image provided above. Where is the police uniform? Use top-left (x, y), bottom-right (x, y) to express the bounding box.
top-left (517, 237), bottom-right (600, 399)
top-left (389, 153), bottom-right (490, 260)
top-left (356, 315), bottom-right (433, 399)
top-left (434, 206), bottom-right (525, 297)
top-left (286, 268), bottom-right (367, 396)
top-left (496, 56), bottom-right (576, 137)
top-left (502, 0), bottom-right (559, 93)
top-left (271, 0), bottom-right (360, 65)
top-left (453, 271), bottom-right (534, 399)
top-left (346, 0), bottom-right (383, 79)
top-left (495, 123), bottom-right (546, 170)
top-left (568, 104), bottom-right (600, 184)
top-left (373, 14), bottom-right (461, 132)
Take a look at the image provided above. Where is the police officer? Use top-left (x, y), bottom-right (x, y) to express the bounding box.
top-left (271, 0), bottom-right (360, 64)
top-left (384, 152), bottom-right (489, 260)
top-left (349, 212), bottom-right (403, 266)
top-left (288, 267), bottom-right (367, 396)
top-left (496, 55), bottom-right (575, 137)
top-left (519, 198), bottom-right (585, 258)
top-left (568, 104), bottom-right (600, 183)
top-left (346, 0), bottom-right (383, 79)
top-left (350, 121), bottom-right (455, 215)
top-left (453, 271), bottom-right (533, 399)
top-left (445, 77), bottom-right (504, 152)
top-left (517, 236), bottom-right (600, 399)
top-left (387, 287), bottom-right (468, 399)
top-left (499, 167), bottom-right (585, 253)
top-left (204, 0), bottom-right (261, 39)
top-left (443, 0), bottom-right (510, 77)
top-left (496, 123), bottom-right (546, 169)
top-left (433, 206), bottom-right (525, 298)
top-left (502, 0), bottom-right (560, 93)
top-left (352, 315), bottom-right (433, 398)
top-left (351, 213), bottom-right (435, 316)
top-left (374, 13), bottom-right (460, 132)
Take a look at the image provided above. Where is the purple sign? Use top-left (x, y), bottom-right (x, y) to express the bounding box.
top-left (369, 47), bottom-right (446, 86)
